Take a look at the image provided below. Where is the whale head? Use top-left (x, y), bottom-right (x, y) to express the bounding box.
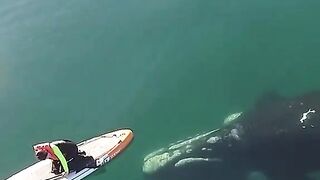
top-left (143, 125), bottom-right (247, 180)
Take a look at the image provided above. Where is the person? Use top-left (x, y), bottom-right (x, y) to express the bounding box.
top-left (33, 140), bottom-right (98, 175)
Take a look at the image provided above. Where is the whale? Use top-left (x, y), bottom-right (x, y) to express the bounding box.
top-left (142, 91), bottom-right (320, 180)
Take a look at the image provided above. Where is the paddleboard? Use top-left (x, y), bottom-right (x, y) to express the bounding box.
top-left (7, 128), bottom-right (134, 180)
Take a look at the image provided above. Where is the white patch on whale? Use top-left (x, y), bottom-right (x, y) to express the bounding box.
top-left (186, 149), bottom-right (192, 153)
top-left (300, 109), bottom-right (316, 123)
top-left (143, 150), bottom-right (182, 174)
top-left (223, 112), bottom-right (242, 125)
top-left (169, 139), bottom-right (185, 147)
top-left (229, 128), bottom-right (241, 140)
top-left (168, 129), bottom-right (220, 150)
top-left (144, 148), bottom-right (165, 162)
top-left (207, 136), bottom-right (221, 144)
top-left (174, 157), bottom-right (222, 167)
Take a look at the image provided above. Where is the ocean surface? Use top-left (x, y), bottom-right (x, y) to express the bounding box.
top-left (1, 0), bottom-right (320, 179)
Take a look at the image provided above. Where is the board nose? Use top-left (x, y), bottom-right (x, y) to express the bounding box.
top-left (124, 129), bottom-right (134, 141)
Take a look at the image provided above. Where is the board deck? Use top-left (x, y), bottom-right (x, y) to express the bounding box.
top-left (7, 129), bottom-right (133, 180)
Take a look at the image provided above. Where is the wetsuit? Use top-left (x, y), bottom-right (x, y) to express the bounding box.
top-left (34, 140), bottom-right (97, 175)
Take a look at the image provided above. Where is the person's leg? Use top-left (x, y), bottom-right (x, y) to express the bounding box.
top-left (68, 155), bottom-right (98, 173)
top-left (83, 156), bottom-right (98, 168)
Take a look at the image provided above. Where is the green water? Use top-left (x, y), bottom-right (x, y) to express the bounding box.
top-left (1, 0), bottom-right (320, 179)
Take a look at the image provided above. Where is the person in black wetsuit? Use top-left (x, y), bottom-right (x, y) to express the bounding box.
top-left (33, 140), bottom-right (98, 175)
